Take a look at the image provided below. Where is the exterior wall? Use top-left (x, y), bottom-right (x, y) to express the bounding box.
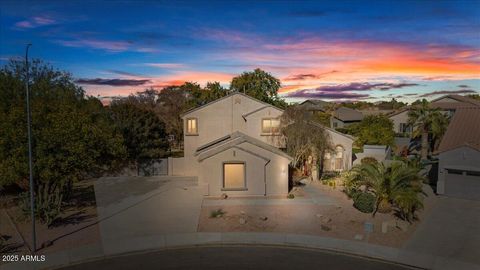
top-left (437, 146), bottom-right (480, 195)
top-left (331, 118), bottom-right (345, 129)
top-left (197, 142), bottom-right (290, 197)
top-left (389, 110), bottom-right (410, 134)
top-left (182, 94), bottom-right (283, 178)
top-left (168, 157), bottom-right (186, 176)
top-left (323, 129), bottom-right (354, 171)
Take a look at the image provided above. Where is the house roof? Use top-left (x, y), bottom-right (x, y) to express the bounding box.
top-left (195, 131), bottom-right (293, 161)
top-left (388, 95), bottom-right (480, 118)
top-left (181, 92), bottom-right (283, 118)
top-left (431, 94), bottom-right (480, 106)
top-left (437, 106), bottom-right (480, 153)
top-left (300, 99), bottom-right (330, 108)
top-left (309, 121), bottom-right (355, 141)
top-left (334, 107), bottom-right (364, 122)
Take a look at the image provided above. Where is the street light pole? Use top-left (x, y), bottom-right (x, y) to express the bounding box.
top-left (25, 43), bottom-right (36, 252)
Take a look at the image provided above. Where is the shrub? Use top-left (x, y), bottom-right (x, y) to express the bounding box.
top-left (287, 194), bottom-right (295, 199)
top-left (353, 192), bottom-right (375, 213)
top-left (210, 209), bottom-right (225, 218)
top-left (19, 182), bottom-right (64, 227)
top-left (361, 157), bottom-right (378, 165)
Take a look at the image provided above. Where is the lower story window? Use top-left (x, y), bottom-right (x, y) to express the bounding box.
top-left (223, 162), bottom-right (246, 190)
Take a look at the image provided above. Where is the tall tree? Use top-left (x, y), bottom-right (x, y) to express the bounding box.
top-left (0, 60), bottom-right (126, 224)
top-left (230, 68), bottom-right (286, 108)
top-left (109, 99), bottom-right (168, 163)
top-left (349, 115), bottom-right (395, 147)
top-left (408, 99), bottom-right (449, 160)
top-left (280, 106), bottom-right (332, 174)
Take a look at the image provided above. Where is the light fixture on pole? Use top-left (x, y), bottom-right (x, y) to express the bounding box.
top-left (25, 43), bottom-right (36, 252)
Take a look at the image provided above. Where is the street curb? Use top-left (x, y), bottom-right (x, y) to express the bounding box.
top-left (1, 232), bottom-right (479, 270)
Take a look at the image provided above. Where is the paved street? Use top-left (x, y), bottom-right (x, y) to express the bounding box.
top-left (60, 246), bottom-right (416, 270)
top-left (403, 196), bottom-right (480, 266)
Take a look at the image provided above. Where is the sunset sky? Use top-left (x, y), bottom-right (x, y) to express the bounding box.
top-left (1, 0), bottom-right (479, 103)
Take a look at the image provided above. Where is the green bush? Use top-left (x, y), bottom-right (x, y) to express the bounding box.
top-left (287, 194), bottom-right (295, 199)
top-left (353, 192), bottom-right (375, 213)
top-left (210, 209), bottom-right (225, 218)
top-left (361, 157), bottom-right (378, 165)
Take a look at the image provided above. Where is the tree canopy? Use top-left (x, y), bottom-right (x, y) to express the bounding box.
top-left (230, 68), bottom-right (286, 108)
top-left (348, 115), bottom-right (395, 147)
top-left (0, 60), bottom-right (126, 190)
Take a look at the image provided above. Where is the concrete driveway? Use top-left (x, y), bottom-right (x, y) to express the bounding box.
top-left (403, 196), bottom-right (480, 266)
top-left (94, 176), bottom-right (203, 253)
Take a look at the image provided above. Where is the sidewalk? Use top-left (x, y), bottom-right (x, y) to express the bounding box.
top-left (2, 232), bottom-right (478, 270)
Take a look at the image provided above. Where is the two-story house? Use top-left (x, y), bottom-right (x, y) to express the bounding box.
top-left (169, 92), bottom-right (353, 197)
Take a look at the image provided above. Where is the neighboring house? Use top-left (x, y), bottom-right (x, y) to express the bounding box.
top-left (298, 99), bottom-right (364, 129)
top-left (169, 92), bottom-right (353, 197)
top-left (388, 94), bottom-right (480, 135)
top-left (388, 108), bottom-right (412, 135)
top-left (331, 107), bottom-right (364, 128)
top-left (321, 126), bottom-right (355, 172)
top-left (436, 107), bottom-right (480, 201)
top-left (353, 145), bottom-right (392, 166)
top-left (298, 99), bottom-right (330, 112)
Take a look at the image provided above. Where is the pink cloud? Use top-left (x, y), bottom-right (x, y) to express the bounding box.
top-left (14, 16), bottom-right (56, 29)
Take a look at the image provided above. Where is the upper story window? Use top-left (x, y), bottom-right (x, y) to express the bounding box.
top-left (186, 118), bottom-right (198, 135)
top-left (261, 118), bottom-right (280, 134)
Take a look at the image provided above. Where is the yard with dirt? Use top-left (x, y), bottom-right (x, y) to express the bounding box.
top-left (0, 179), bottom-right (101, 257)
top-left (198, 179), bottom-right (438, 248)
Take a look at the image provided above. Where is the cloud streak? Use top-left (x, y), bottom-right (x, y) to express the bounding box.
top-left (14, 16), bottom-right (56, 29)
top-left (75, 78), bottom-right (151, 86)
top-left (419, 89), bottom-right (477, 97)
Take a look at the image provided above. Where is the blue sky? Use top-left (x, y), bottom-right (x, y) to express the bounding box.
top-left (1, 0), bottom-right (479, 103)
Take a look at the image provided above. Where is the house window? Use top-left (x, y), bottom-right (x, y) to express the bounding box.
top-left (333, 122), bottom-right (338, 128)
top-left (223, 162), bottom-right (246, 190)
top-left (261, 118), bottom-right (280, 134)
top-left (335, 145), bottom-right (344, 171)
top-left (399, 123), bottom-right (411, 133)
top-left (186, 118), bottom-right (198, 135)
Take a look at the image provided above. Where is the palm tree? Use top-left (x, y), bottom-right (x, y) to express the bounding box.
top-left (350, 161), bottom-right (424, 221)
top-left (407, 99), bottom-right (449, 160)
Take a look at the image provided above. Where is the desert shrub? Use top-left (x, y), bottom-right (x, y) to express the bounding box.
top-left (361, 157), bottom-right (378, 165)
top-left (19, 181), bottom-right (64, 227)
top-left (210, 209), bottom-right (225, 218)
top-left (353, 192), bottom-right (375, 213)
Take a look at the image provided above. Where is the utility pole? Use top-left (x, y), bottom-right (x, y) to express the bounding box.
top-left (25, 43), bottom-right (36, 252)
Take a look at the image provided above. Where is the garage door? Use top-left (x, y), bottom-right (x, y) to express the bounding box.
top-left (445, 169), bottom-right (480, 201)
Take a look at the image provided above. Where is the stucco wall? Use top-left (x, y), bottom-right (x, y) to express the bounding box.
top-left (324, 129), bottom-right (354, 171)
top-left (196, 141), bottom-right (290, 197)
top-left (389, 110), bottom-right (409, 133)
top-left (182, 94), bottom-right (283, 177)
top-left (437, 146), bottom-right (480, 194)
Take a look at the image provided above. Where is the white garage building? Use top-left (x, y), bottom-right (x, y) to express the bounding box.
top-left (437, 107), bottom-right (480, 201)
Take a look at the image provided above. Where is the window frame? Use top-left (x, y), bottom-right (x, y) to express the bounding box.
top-left (261, 118), bottom-right (281, 135)
top-left (221, 161), bottom-right (247, 191)
top-left (185, 117), bottom-right (198, 136)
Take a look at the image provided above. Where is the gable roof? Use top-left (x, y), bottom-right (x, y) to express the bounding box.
top-left (299, 99), bottom-right (330, 110)
top-left (195, 131), bottom-right (293, 161)
top-left (431, 94), bottom-right (480, 106)
top-left (181, 92), bottom-right (283, 118)
top-left (334, 107), bottom-right (364, 122)
top-left (437, 106), bottom-right (480, 153)
top-left (309, 121), bottom-right (355, 141)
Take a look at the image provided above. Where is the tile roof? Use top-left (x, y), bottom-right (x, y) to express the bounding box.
top-left (437, 107), bottom-right (480, 153)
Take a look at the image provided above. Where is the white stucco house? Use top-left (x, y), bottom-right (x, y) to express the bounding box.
top-left (436, 107), bottom-right (480, 201)
top-left (169, 92), bottom-right (353, 197)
